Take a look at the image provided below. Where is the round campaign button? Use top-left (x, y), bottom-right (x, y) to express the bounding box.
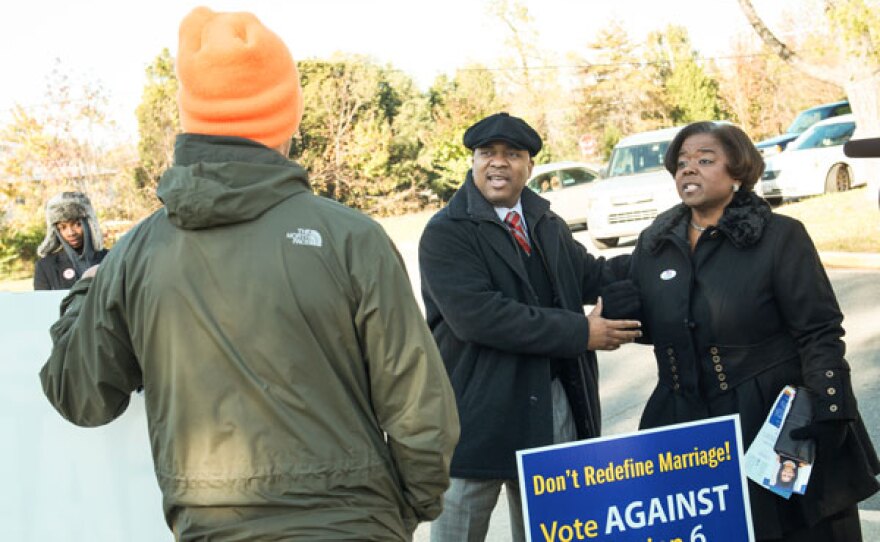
top-left (660, 269), bottom-right (677, 281)
top-left (62, 268), bottom-right (76, 280)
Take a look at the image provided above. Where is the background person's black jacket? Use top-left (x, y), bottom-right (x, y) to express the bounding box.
top-left (33, 249), bottom-right (108, 290)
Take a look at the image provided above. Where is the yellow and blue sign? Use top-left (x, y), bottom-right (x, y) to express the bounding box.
top-left (516, 415), bottom-right (754, 542)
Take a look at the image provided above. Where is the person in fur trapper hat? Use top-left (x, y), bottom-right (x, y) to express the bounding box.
top-left (33, 191), bottom-right (108, 290)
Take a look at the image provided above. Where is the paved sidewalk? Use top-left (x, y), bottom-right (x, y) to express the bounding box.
top-left (819, 251), bottom-right (880, 269)
top-left (862, 509), bottom-right (880, 541)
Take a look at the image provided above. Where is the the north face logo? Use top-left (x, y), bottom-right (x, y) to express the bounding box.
top-left (287, 228), bottom-right (323, 247)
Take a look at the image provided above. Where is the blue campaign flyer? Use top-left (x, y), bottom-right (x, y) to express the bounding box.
top-left (516, 415), bottom-right (754, 542)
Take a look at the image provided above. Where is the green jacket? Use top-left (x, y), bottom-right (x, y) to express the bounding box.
top-left (40, 135), bottom-right (459, 541)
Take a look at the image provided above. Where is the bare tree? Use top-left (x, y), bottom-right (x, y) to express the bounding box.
top-left (738, 0), bottom-right (880, 135)
top-left (1, 61), bottom-right (122, 225)
top-left (488, 0), bottom-right (578, 160)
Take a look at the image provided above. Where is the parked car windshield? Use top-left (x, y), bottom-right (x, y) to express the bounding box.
top-left (786, 103), bottom-right (851, 134)
top-left (528, 166), bottom-right (596, 193)
top-left (607, 141), bottom-right (669, 177)
top-left (786, 110), bottom-right (825, 134)
top-left (789, 121), bottom-right (855, 151)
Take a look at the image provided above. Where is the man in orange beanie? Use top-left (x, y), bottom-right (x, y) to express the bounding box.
top-left (38, 7), bottom-right (459, 541)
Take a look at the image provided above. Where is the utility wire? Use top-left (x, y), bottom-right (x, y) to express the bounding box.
top-left (3, 50), bottom-right (812, 113)
top-left (429, 51), bottom-right (795, 73)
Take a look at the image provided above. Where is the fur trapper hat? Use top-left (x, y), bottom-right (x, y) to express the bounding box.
top-left (37, 191), bottom-right (104, 258)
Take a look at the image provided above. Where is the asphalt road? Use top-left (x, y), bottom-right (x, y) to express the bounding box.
top-left (404, 231), bottom-right (880, 541)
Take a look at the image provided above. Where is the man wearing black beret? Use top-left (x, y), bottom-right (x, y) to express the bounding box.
top-left (419, 112), bottom-right (642, 541)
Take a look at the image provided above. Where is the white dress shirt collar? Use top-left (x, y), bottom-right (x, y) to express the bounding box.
top-left (494, 200), bottom-right (528, 237)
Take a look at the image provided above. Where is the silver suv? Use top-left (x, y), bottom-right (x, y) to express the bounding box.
top-left (526, 161), bottom-right (599, 230)
top-left (584, 126), bottom-right (683, 248)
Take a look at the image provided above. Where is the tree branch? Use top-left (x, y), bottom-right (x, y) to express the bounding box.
top-left (737, 0), bottom-right (847, 85)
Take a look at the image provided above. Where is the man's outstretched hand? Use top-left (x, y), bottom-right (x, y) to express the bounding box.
top-left (587, 297), bottom-right (642, 351)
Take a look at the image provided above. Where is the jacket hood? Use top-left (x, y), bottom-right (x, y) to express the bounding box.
top-left (642, 191), bottom-right (772, 253)
top-left (157, 134), bottom-right (310, 230)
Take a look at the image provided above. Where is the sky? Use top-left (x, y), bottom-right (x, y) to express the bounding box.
top-left (0, 0), bottom-right (795, 141)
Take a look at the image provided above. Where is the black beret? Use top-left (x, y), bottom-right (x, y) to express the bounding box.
top-left (463, 112), bottom-right (542, 156)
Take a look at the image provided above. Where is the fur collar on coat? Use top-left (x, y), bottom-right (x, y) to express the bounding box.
top-left (641, 191), bottom-right (772, 254)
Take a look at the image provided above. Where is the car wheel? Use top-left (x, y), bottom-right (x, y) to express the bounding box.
top-left (825, 164), bottom-right (852, 193)
top-left (591, 236), bottom-right (619, 249)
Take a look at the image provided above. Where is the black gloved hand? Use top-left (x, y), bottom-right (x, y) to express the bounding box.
top-left (599, 279), bottom-right (641, 321)
top-left (790, 420), bottom-right (848, 451)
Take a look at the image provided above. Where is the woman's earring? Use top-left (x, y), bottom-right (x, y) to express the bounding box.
top-left (732, 183), bottom-right (741, 192)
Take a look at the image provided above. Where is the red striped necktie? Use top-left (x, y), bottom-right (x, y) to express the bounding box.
top-left (504, 210), bottom-right (531, 255)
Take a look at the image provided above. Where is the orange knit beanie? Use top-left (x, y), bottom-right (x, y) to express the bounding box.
top-left (177, 7), bottom-right (304, 148)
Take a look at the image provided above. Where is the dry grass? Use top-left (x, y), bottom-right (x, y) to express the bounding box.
top-left (375, 191), bottom-right (880, 254)
top-left (775, 187), bottom-right (880, 253)
top-left (3, 191), bottom-right (877, 292)
top-left (0, 278), bottom-right (32, 292)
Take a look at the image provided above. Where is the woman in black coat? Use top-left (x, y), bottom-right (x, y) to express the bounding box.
top-left (630, 121), bottom-right (879, 541)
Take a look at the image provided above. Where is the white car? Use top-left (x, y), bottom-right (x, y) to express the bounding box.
top-left (761, 114), bottom-right (868, 204)
top-left (583, 126), bottom-right (683, 248)
top-left (526, 161), bottom-right (600, 230)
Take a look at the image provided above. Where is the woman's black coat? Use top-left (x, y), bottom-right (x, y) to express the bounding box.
top-left (630, 192), bottom-right (879, 539)
top-left (418, 174), bottom-right (627, 479)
